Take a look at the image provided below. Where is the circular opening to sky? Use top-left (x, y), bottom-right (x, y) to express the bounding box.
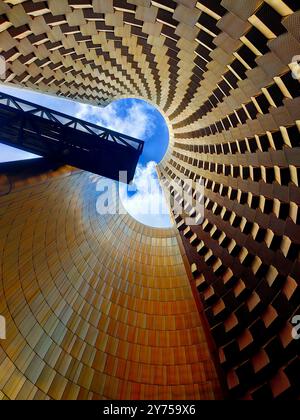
top-left (113, 98), bottom-right (173, 229)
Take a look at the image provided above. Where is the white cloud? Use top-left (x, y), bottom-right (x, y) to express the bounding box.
top-left (75, 100), bottom-right (155, 140)
top-left (119, 161), bottom-right (173, 228)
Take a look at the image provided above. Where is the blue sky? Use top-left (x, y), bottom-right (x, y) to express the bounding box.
top-left (0, 84), bottom-right (172, 228)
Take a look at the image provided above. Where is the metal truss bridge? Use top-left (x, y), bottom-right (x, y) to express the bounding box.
top-left (0, 91), bottom-right (144, 183)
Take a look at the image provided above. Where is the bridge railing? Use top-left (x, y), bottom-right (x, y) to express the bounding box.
top-left (0, 91), bottom-right (144, 153)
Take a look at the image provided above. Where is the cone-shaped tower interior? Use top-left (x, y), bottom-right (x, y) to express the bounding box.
top-left (0, 0), bottom-right (300, 400)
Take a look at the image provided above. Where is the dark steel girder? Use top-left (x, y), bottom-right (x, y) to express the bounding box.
top-left (0, 91), bottom-right (144, 184)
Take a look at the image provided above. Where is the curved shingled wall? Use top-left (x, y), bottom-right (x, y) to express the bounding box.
top-left (0, 0), bottom-right (300, 400)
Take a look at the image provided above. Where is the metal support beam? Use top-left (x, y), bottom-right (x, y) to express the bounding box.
top-left (0, 91), bottom-right (144, 183)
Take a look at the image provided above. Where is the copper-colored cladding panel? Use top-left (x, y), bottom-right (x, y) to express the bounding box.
top-left (0, 0), bottom-right (300, 400)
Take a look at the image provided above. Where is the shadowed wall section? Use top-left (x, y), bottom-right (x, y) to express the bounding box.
top-left (0, 171), bottom-right (221, 400)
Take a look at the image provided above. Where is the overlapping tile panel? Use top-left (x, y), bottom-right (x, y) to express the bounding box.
top-left (0, 171), bottom-right (221, 399)
top-left (0, 0), bottom-right (300, 400)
